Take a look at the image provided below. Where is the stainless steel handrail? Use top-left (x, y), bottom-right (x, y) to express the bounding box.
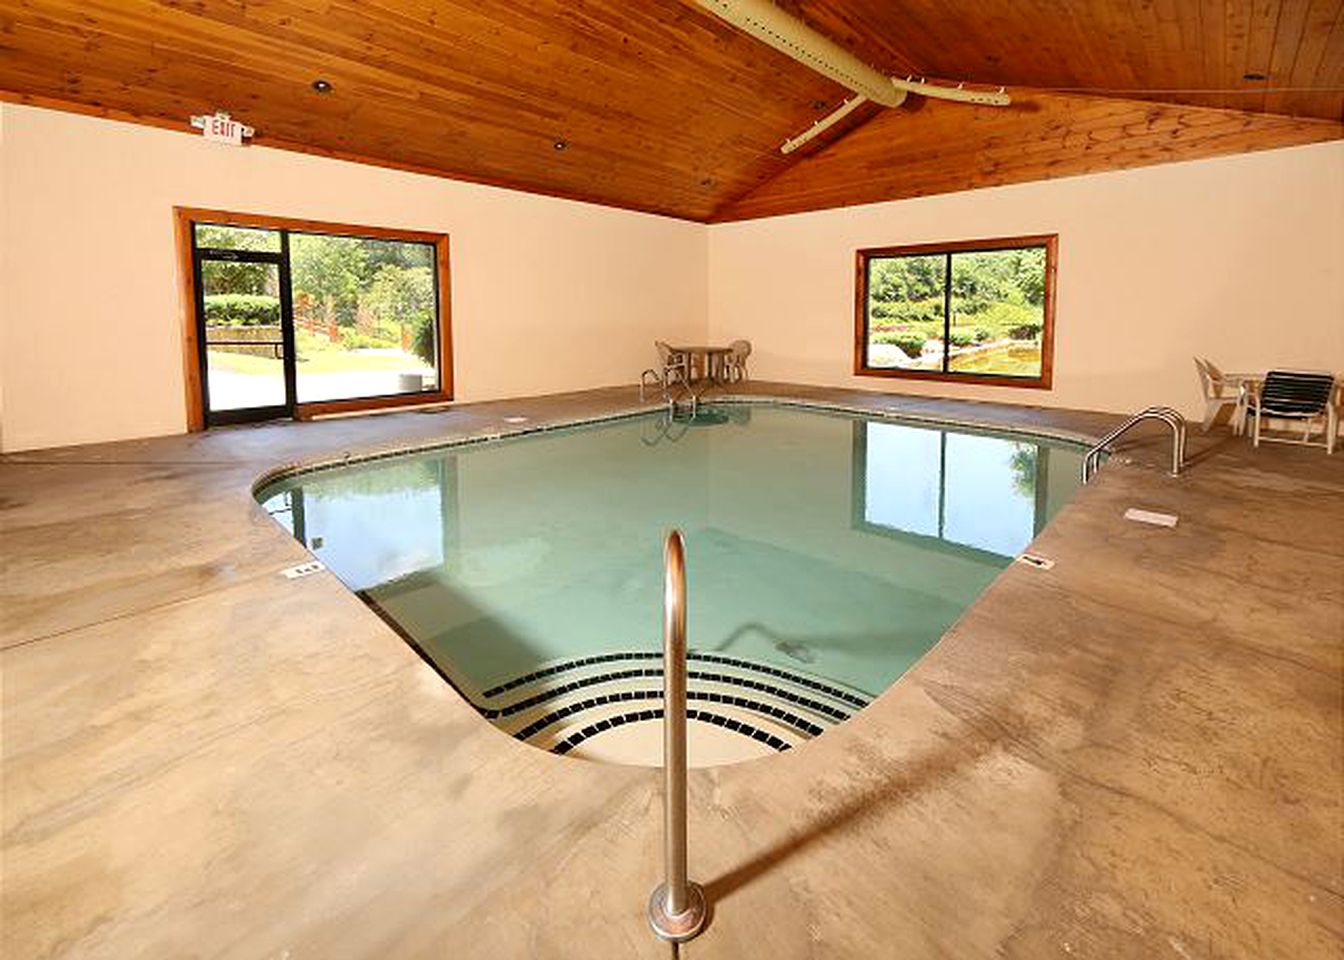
top-left (647, 530), bottom-right (708, 943)
top-left (1082, 405), bottom-right (1187, 482)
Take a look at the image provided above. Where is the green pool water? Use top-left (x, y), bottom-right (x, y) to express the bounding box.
top-left (256, 404), bottom-right (1083, 701)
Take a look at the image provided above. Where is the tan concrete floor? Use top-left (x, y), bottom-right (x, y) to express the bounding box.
top-left (2, 382), bottom-right (1341, 959)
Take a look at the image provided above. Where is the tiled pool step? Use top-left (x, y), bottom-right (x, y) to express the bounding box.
top-left (460, 651), bottom-right (872, 764)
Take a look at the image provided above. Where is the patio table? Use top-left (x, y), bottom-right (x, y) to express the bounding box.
top-left (670, 345), bottom-right (734, 384)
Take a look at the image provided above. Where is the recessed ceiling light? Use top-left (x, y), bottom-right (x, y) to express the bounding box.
top-left (1242, 71), bottom-right (1268, 81)
top-left (553, 139), bottom-right (568, 151)
top-left (311, 78), bottom-right (333, 93)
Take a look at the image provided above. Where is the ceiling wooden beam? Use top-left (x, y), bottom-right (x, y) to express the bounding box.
top-left (0, 2), bottom-right (1340, 221)
top-left (710, 90), bottom-right (1344, 222)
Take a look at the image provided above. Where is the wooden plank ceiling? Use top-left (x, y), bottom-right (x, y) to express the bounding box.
top-left (0, 1), bottom-right (1341, 222)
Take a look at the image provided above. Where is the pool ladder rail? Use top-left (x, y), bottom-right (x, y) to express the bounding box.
top-left (1082, 405), bottom-right (1187, 483)
top-left (639, 366), bottom-right (719, 419)
top-left (647, 529), bottom-right (709, 943)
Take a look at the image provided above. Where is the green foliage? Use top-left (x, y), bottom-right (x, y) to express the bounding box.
top-left (413, 316), bottom-right (437, 366)
top-left (290, 236), bottom-right (439, 364)
top-left (871, 330), bottom-right (927, 358)
top-left (869, 254), bottom-right (944, 304)
top-left (203, 294), bottom-right (280, 325)
top-left (291, 234), bottom-right (368, 325)
top-left (868, 296), bottom-right (943, 326)
top-left (950, 247), bottom-right (1046, 309)
top-left (867, 247), bottom-right (1046, 347)
top-left (195, 224), bottom-right (280, 253)
top-left (975, 300), bottom-right (1039, 331)
top-left (340, 329), bottom-right (389, 351)
top-left (365, 265), bottom-right (437, 364)
top-left (366, 265), bottom-right (434, 327)
top-left (1009, 445), bottom-right (1037, 498)
top-left (201, 231), bottom-right (441, 364)
top-left (200, 258), bottom-right (274, 297)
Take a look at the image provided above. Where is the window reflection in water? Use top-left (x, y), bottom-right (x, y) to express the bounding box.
top-left (261, 457), bottom-right (457, 591)
top-left (853, 420), bottom-right (1050, 560)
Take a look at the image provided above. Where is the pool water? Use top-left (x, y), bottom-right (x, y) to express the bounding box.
top-left (257, 404), bottom-right (1082, 762)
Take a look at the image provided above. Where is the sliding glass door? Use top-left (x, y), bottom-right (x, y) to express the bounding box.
top-left (194, 225), bottom-right (294, 424)
top-left (186, 212), bottom-right (450, 428)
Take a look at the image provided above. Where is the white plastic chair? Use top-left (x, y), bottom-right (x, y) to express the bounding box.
top-left (654, 341), bottom-right (690, 390)
top-left (723, 339), bottom-right (752, 382)
top-left (1195, 357), bottom-right (1248, 434)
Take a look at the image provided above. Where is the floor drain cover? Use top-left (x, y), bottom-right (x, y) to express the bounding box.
top-left (1124, 508), bottom-right (1178, 527)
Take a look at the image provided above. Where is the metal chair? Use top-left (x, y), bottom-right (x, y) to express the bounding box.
top-left (1246, 370), bottom-right (1337, 455)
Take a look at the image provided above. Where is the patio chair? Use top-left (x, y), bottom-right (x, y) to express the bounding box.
top-left (654, 341), bottom-right (690, 390)
top-left (1247, 370), bottom-right (1337, 455)
top-left (724, 339), bottom-right (752, 382)
top-left (1194, 357), bottom-right (1246, 434)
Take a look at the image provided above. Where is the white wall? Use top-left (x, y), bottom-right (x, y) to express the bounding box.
top-left (0, 106), bottom-right (7, 451)
top-left (0, 105), bottom-right (707, 451)
top-left (707, 142), bottom-right (1344, 418)
top-left (3, 103), bottom-right (1340, 452)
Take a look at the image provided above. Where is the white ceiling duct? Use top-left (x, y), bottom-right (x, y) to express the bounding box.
top-left (696, 0), bottom-right (1010, 153)
top-left (696, 0), bottom-right (907, 107)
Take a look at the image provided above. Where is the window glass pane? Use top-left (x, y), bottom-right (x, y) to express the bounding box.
top-left (200, 259), bottom-right (286, 412)
top-left (289, 233), bottom-right (440, 403)
top-left (862, 422), bottom-right (940, 537)
top-left (194, 223), bottom-right (281, 252)
top-left (942, 434), bottom-right (1038, 556)
top-left (865, 254), bottom-right (945, 371)
top-left (947, 247), bottom-right (1045, 378)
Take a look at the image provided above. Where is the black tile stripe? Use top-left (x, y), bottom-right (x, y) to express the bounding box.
top-left (551, 708), bottom-right (791, 756)
top-left (693, 652), bottom-right (871, 709)
top-left (480, 665), bottom-right (858, 723)
top-left (481, 649), bottom-right (870, 709)
top-left (513, 688), bottom-right (825, 741)
top-left (481, 651), bottom-right (660, 697)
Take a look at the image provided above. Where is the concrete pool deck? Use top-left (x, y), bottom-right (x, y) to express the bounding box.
top-left (2, 382), bottom-right (1341, 958)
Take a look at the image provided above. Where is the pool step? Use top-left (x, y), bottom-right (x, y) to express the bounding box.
top-left (463, 651), bottom-right (871, 764)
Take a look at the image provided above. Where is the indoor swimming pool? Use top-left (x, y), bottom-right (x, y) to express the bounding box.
top-left (256, 403), bottom-right (1084, 764)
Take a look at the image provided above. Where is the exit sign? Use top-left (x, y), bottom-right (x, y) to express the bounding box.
top-left (190, 111), bottom-right (255, 146)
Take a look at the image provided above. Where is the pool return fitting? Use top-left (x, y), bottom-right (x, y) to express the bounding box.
top-left (647, 530), bottom-right (709, 942)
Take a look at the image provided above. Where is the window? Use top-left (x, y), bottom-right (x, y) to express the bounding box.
top-left (854, 235), bottom-right (1056, 388)
top-left (176, 209), bottom-right (451, 428)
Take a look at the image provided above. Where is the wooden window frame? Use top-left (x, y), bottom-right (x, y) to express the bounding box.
top-left (175, 207), bottom-right (453, 431)
top-left (853, 234), bottom-right (1057, 390)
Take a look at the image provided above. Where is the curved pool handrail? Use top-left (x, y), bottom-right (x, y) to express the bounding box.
top-left (647, 530), bottom-right (708, 942)
top-left (1082, 406), bottom-right (1186, 482)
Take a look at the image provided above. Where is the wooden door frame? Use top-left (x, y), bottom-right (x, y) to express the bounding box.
top-left (175, 206), bottom-right (454, 431)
